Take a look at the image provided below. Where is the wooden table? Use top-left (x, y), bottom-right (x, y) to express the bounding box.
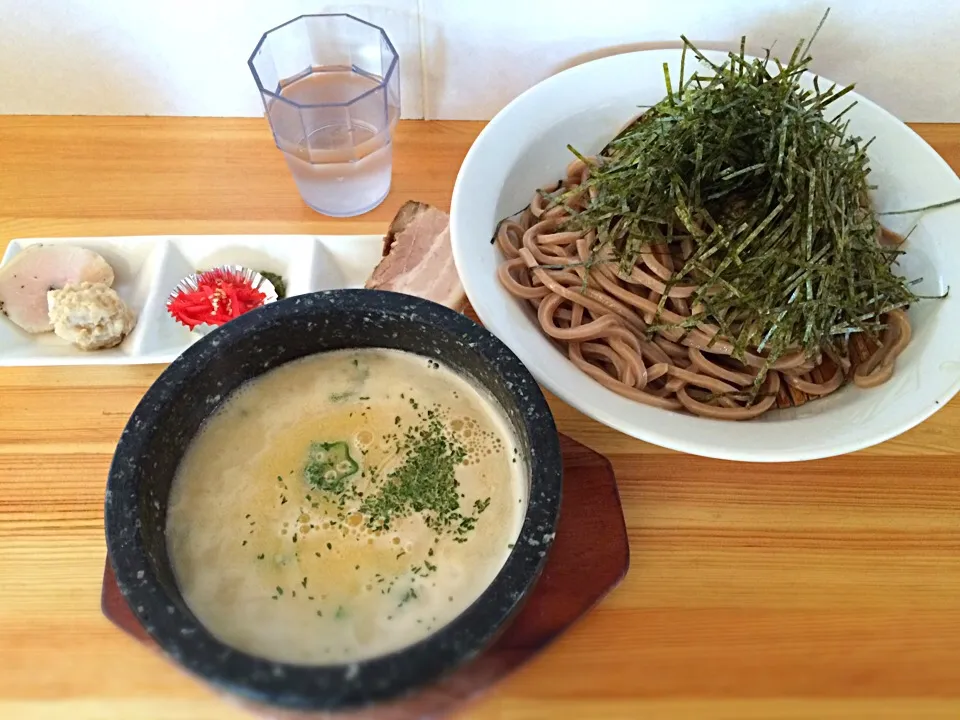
top-left (1, 117), bottom-right (959, 720)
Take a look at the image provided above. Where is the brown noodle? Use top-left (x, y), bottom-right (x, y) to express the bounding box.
top-left (497, 159), bottom-right (912, 420)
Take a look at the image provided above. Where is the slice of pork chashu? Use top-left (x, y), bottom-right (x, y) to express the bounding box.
top-left (365, 201), bottom-right (466, 310)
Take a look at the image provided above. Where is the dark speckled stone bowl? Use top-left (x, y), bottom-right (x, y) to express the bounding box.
top-left (104, 289), bottom-right (562, 713)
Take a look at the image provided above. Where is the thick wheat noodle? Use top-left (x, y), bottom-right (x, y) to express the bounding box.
top-left (619, 261), bottom-right (699, 298)
top-left (637, 243), bottom-right (697, 297)
top-left (496, 221), bottom-right (524, 259)
top-left (612, 338), bottom-right (648, 388)
top-left (555, 301), bottom-right (648, 365)
top-left (853, 309), bottom-right (912, 388)
top-left (688, 348), bottom-right (757, 386)
top-left (498, 258), bottom-right (550, 299)
top-left (548, 305), bottom-right (575, 326)
top-left (519, 248), bottom-right (649, 333)
top-left (540, 231), bottom-right (584, 245)
top-left (573, 241), bottom-right (669, 358)
top-left (580, 341), bottom-right (635, 385)
top-left (497, 162), bottom-right (914, 420)
top-left (522, 220), bottom-right (576, 263)
top-left (636, 335), bottom-right (673, 366)
top-left (656, 336), bottom-right (691, 361)
top-left (571, 300), bottom-right (672, 366)
top-left (546, 267), bottom-right (602, 292)
top-left (590, 262), bottom-right (730, 348)
top-left (536, 296), bottom-right (648, 387)
top-left (742, 348), bottom-right (809, 371)
top-left (644, 362), bottom-right (671, 384)
top-left (568, 344), bottom-right (683, 410)
top-left (785, 361), bottom-right (845, 396)
top-left (522, 225), bottom-right (572, 265)
top-left (677, 372), bottom-right (782, 420)
top-left (593, 261), bottom-right (744, 355)
top-left (564, 303), bottom-right (681, 409)
top-left (665, 365), bottom-right (739, 394)
top-left (781, 361), bottom-right (818, 376)
top-left (530, 184), bottom-right (560, 217)
top-left (643, 245), bottom-right (673, 278)
top-left (583, 343), bottom-right (639, 389)
top-left (536, 293), bottom-right (623, 341)
top-left (568, 305), bottom-right (640, 354)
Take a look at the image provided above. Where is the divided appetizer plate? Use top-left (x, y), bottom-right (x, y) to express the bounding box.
top-left (0, 235), bottom-right (384, 366)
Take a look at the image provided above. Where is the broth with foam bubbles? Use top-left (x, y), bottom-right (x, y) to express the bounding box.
top-left (166, 349), bottom-right (526, 665)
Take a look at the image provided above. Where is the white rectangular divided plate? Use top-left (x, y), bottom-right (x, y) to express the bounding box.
top-left (0, 235), bottom-right (384, 366)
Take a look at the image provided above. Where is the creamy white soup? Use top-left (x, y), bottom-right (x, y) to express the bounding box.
top-left (166, 349), bottom-right (526, 665)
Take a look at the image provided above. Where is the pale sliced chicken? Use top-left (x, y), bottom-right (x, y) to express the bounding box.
top-left (365, 201), bottom-right (465, 310)
top-left (0, 245), bottom-right (115, 333)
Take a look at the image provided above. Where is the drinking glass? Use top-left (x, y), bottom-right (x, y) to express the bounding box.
top-left (249, 14), bottom-right (401, 217)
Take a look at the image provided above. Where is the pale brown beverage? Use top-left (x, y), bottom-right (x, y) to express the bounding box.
top-left (268, 68), bottom-right (400, 216)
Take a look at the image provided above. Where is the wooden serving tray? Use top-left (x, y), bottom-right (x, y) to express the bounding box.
top-left (102, 434), bottom-right (629, 718)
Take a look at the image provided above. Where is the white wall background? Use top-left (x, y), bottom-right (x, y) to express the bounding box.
top-left (0, 0), bottom-right (958, 121)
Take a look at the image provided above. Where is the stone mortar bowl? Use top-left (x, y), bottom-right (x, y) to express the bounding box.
top-left (104, 289), bottom-right (563, 713)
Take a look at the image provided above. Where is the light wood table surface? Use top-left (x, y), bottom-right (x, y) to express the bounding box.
top-left (1, 117), bottom-right (959, 720)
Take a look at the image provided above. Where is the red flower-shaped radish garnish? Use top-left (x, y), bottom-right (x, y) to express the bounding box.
top-left (166, 267), bottom-right (268, 330)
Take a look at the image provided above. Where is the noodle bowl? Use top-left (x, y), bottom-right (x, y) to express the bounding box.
top-left (496, 158), bottom-right (912, 421)
top-left (451, 47), bottom-right (960, 460)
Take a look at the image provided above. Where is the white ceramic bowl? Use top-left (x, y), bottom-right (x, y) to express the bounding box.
top-left (450, 49), bottom-right (960, 462)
